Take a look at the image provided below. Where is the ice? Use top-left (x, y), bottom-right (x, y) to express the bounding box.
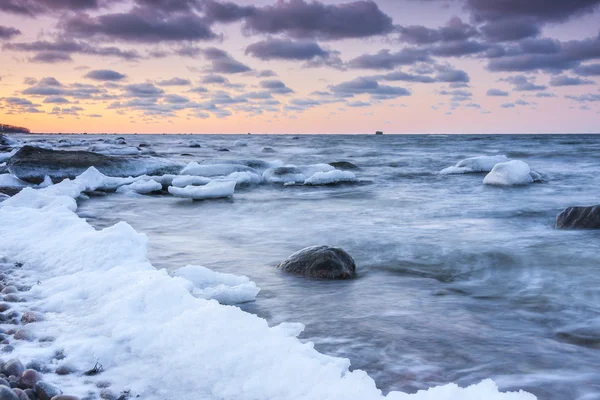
top-left (299, 163), bottom-right (336, 177)
top-left (234, 139), bottom-right (249, 147)
top-left (180, 162), bottom-right (257, 177)
top-left (221, 171), bottom-right (262, 186)
top-left (89, 144), bottom-right (142, 156)
top-left (168, 180), bottom-right (236, 200)
top-left (116, 179), bottom-right (162, 194)
top-left (188, 140), bottom-right (202, 148)
top-left (440, 155), bottom-right (509, 174)
top-left (304, 170), bottom-right (357, 185)
top-left (0, 173), bottom-right (29, 187)
top-left (483, 160), bottom-right (534, 186)
top-left (263, 167), bottom-right (306, 184)
top-left (0, 148), bottom-right (18, 163)
top-left (0, 169), bottom-right (535, 400)
top-left (171, 175), bottom-right (212, 188)
top-left (173, 265), bottom-right (259, 304)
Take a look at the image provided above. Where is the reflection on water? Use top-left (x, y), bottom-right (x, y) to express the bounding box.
top-left (70, 134), bottom-right (600, 399)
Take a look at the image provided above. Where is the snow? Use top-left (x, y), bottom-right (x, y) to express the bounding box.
top-left (171, 175), bottom-right (212, 187)
top-left (173, 265), bottom-right (259, 304)
top-left (168, 180), bottom-right (236, 200)
top-left (0, 168), bottom-right (535, 400)
top-left (304, 170), bottom-right (357, 185)
top-left (0, 173), bottom-right (29, 187)
top-left (116, 179), bottom-right (162, 194)
top-left (222, 171), bottom-right (262, 186)
top-left (180, 162), bottom-right (257, 177)
top-left (0, 148), bottom-right (18, 163)
top-left (440, 155), bottom-right (509, 174)
top-left (263, 167), bottom-right (306, 184)
top-left (483, 160), bottom-right (534, 186)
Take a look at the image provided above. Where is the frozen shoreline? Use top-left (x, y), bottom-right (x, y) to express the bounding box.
top-left (0, 168), bottom-right (536, 399)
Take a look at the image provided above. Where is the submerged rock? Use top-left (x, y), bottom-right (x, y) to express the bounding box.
top-left (8, 146), bottom-right (180, 184)
top-left (556, 205), bottom-right (600, 229)
top-left (277, 246), bottom-right (356, 279)
top-left (328, 161), bottom-right (359, 170)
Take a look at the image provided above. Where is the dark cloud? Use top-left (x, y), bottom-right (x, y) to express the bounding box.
top-left (574, 63), bottom-right (600, 76)
top-left (39, 77), bottom-right (62, 86)
top-left (85, 69), bottom-right (127, 81)
top-left (549, 75), bottom-right (595, 86)
top-left (501, 75), bottom-right (546, 91)
top-left (500, 102), bottom-right (515, 108)
top-left (377, 71), bottom-right (435, 83)
top-left (3, 40), bottom-right (140, 60)
top-left (430, 40), bottom-right (489, 57)
top-left (399, 17), bottom-right (477, 45)
top-left (246, 38), bottom-right (328, 61)
top-left (565, 93), bottom-right (600, 102)
top-left (62, 8), bottom-right (216, 43)
top-left (0, 26), bottom-right (21, 40)
top-left (434, 65), bottom-right (470, 82)
top-left (22, 85), bottom-right (65, 95)
top-left (376, 65), bottom-right (469, 84)
top-left (330, 77), bottom-right (410, 99)
top-left (0, 0), bottom-right (99, 16)
top-left (466, 0), bottom-right (600, 24)
top-left (43, 96), bottom-right (70, 104)
top-left (257, 69), bottom-right (277, 77)
top-left (202, 0), bottom-right (255, 22)
top-left (347, 100), bottom-right (371, 107)
top-left (156, 77), bottom-right (191, 86)
top-left (202, 47), bottom-right (251, 73)
top-left (439, 89), bottom-right (472, 101)
top-left (201, 74), bottom-right (228, 84)
top-left (487, 88), bottom-right (509, 96)
top-left (163, 94), bottom-right (190, 103)
top-left (259, 80), bottom-right (294, 94)
top-left (535, 92), bottom-right (556, 98)
top-left (480, 18), bottom-right (540, 42)
top-left (236, 0), bottom-right (395, 40)
top-left (4, 97), bottom-right (35, 106)
top-left (124, 83), bottom-right (165, 97)
top-left (348, 48), bottom-right (430, 70)
top-left (30, 52), bottom-right (73, 63)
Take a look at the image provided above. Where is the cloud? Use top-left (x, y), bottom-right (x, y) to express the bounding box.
top-left (465, 0), bottom-right (600, 24)
top-left (574, 63), bottom-right (600, 76)
top-left (164, 94), bottom-right (190, 103)
top-left (85, 69), bottom-right (127, 81)
top-left (62, 8), bottom-right (216, 43)
top-left (0, 26), bottom-right (21, 40)
top-left (156, 77), bottom-right (191, 86)
top-left (348, 48), bottom-right (430, 70)
top-left (399, 17), bottom-right (477, 45)
top-left (501, 75), bottom-right (547, 91)
top-left (565, 93), bottom-right (600, 102)
top-left (501, 102), bottom-right (515, 108)
top-left (246, 38), bottom-right (327, 61)
top-left (202, 47), bottom-right (252, 74)
top-left (0, 0), bottom-right (99, 16)
top-left (259, 80), bottom-right (294, 94)
top-left (439, 89), bottom-right (472, 101)
top-left (124, 83), bottom-right (165, 97)
top-left (257, 70), bottom-right (277, 77)
top-left (480, 18), bottom-right (540, 42)
top-left (3, 39), bottom-right (140, 61)
top-left (29, 52), bottom-right (73, 63)
top-left (43, 96), bottom-right (70, 104)
top-left (347, 100), bottom-right (371, 107)
top-left (549, 75), bottom-right (595, 86)
top-left (330, 77), bottom-right (411, 99)
top-left (430, 40), bottom-right (489, 57)
top-left (487, 88), bottom-right (509, 96)
top-left (4, 97), bottom-right (35, 106)
top-left (39, 77), bottom-right (62, 86)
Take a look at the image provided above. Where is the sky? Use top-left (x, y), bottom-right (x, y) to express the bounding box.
top-left (0, 0), bottom-right (599, 134)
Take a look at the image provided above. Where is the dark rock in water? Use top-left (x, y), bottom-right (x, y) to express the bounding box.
top-left (34, 382), bottom-right (62, 400)
top-left (1, 360), bottom-right (24, 378)
top-left (0, 288), bottom-right (16, 295)
top-left (18, 369), bottom-right (42, 389)
top-left (375, 131), bottom-right (383, 135)
top-left (188, 142), bottom-right (201, 148)
top-left (556, 205), bottom-right (600, 229)
top-left (262, 147), bottom-right (275, 153)
top-left (180, 153), bottom-right (194, 156)
top-left (291, 136), bottom-right (300, 140)
top-left (0, 188), bottom-right (22, 198)
top-left (217, 148), bottom-right (230, 152)
top-left (270, 166), bottom-right (302, 176)
top-left (0, 386), bottom-right (18, 400)
top-left (8, 146), bottom-right (180, 184)
top-left (55, 365), bottom-right (75, 376)
top-left (277, 245), bottom-right (356, 279)
top-left (25, 362), bottom-right (47, 373)
top-left (328, 161), bottom-right (359, 170)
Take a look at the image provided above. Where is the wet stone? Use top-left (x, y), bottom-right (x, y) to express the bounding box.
top-left (20, 313), bottom-right (44, 325)
top-left (12, 388), bottom-right (28, 400)
top-left (0, 289), bottom-right (17, 296)
top-left (19, 370), bottom-right (42, 389)
top-left (0, 386), bottom-right (19, 400)
top-left (1, 360), bottom-right (24, 378)
top-left (34, 382), bottom-right (62, 400)
top-left (2, 297), bottom-right (19, 304)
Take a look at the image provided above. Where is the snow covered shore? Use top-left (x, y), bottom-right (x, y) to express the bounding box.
top-left (0, 169), bottom-right (536, 400)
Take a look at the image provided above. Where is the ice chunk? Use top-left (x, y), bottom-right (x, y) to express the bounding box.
top-left (234, 139), bottom-right (249, 147)
top-left (116, 179), bottom-right (162, 194)
top-left (304, 170), bottom-right (357, 185)
top-left (440, 155), bottom-right (509, 174)
top-left (221, 171), bottom-right (262, 186)
top-left (89, 144), bottom-right (142, 156)
top-left (0, 173), bottom-right (29, 187)
top-left (483, 160), bottom-right (533, 186)
top-left (168, 180), bottom-right (236, 200)
top-left (180, 162), bottom-right (257, 177)
top-left (173, 265), bottom-right (259, 304)
top-left (171, 175), bottom-right (212, 188)
top-left (263, 166), bottom-right (306, 184)
top-left (0, 148), bottom-right (18, 163)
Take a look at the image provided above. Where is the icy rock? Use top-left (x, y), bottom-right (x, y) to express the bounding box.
top-left (1, 360), bottom-right (24, 378)
top-left (440, 155), bottom-right (509, 174)
top-left (115, 180), bottom-right (162, 195)
top-left (483, 160), bottom-right (533, 186)
top-left (0, 175), bottom-right (28, 188)
top-left (50, 396), bottom-right (80, 400)
top-left (35, 382), bottom-right (62, 400)
top-left (262, 167), bottom-right (306, 185)
top-left (556, 205), bottom-right (600, 229)
top-left (262, 147), bottom-right (275, 153)
top-left (277, 246), bottom-right (356, 279)
top-left (180, 162), bottom-right (257, 177)
top-left (188, 141), bottom-right (201, 148)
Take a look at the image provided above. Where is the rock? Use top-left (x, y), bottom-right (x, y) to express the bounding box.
top-left (0, 305), bottom-right (10, 313)
top-left (0, 289), bottom-right (16, 296)
top-left (13, 330), bottom-right (33, 341)
top-left (1, 347), bottom-right (13, 354)
top-left (18, 370), bottom-right (41, 389)
top-left (291, 136), bottom-right (300, 140)
top-left (262, 147), bottom-right (275, 153)
top-left (217, 148), bottom-right (229, 152)
top-left (99, 389), bottom-right (116, 400)
top-left (1, 361), bottom-right (24, 378)
top-left (11, 388), bottom-right (28, 400)
top-left (328, 161), bottom-right (359, 170)
top-left (34, 382), bottom-right (62, 400)
top-left (556, 205), bottom-right (600, 229)
top-left (0, 378), bottom-right (8, 387)
top-left (23, 389), bottom-right (35, 399)
top-left (375, 131), bottom-right (383, 135)
top-left (20, 313), bottom-right (44, 325)
top-left (2, 297), bottom-right (18, 304)
top-left (54, 365), bottom-right (74, 376)
top-left (24, 362), bottom-right (46, 373)
top-left (0, 386), bottom-right (18, 400)
top-left (277, 245), bottom-right (356, 279)
top-left (188, 141), bottom-right (201, 148)
top-left (51, 396), bottom-right (80, 400)
top-left (0, 188), bottom-right (22, 198)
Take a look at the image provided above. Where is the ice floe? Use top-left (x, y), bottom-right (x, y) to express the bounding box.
top-left (168, 180), bottom-right (236, 200)
top-left (483, 160), bottom-right (534, 186)
top-left (440, 155), bottom-right (509, 174)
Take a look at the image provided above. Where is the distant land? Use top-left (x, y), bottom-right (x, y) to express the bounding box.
top-left (0, 124), bottom-right (30, 134)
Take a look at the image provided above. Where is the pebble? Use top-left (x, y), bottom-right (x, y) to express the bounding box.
top-left (0, 386), bottom-right (18, 400)
top-left (25, 362), bottom-right (46, 374)
top-left (20, 313), bottom-right (44, 325)
top-left (13, 330), bottom-right (33, 342)
top-left (2, 297), bottom-right (19, 304)
top-left (35, 382), bottom-right (62, 400)
top-left (50, 396), bottom-right (80, 400)
top-left (1, 347), bottom-right (13, 354)
top-left (19, 370), bottom-right (42, 389)
top-left (1, 360), bottom-right (24, 378)
top-left (0, 379), bottom-right (8, 387)
top-left (99, 389), bottom-right (116, 400)
top-left (54, 366), bottom-right (74, 376)
top-left (10, 388), bottom-right (27, 400)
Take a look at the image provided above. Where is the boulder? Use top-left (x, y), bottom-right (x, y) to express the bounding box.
top-left (1, 360), bottom-right (24, 378)
top-left (0, 188), bottom-right (21, 198)
top-left (18, 369), bottom-right (41, 389)
top-left (277, 246), bottom-right (356, 279)
top-left (556, 205), bottom-right (600, 229)
top-left (328, 161), bottom-right (359, 170)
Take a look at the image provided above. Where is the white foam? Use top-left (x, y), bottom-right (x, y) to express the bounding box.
top-left (483, 160), bottom-right (534, 186)
top-left (168, 180), bottom-right (236, 200)
top-left (173, 265), bottom-right (259, 304)
top-left (304, 170), bottom-right (357, 185)
top-left (440, 155), bottom-right (509, 174)
top-left (221, 171), bottom-right (262, 186)
top-left (116, 179), bottom-right (162, 194)
top-left (0, 168), bottom-right (536, 400)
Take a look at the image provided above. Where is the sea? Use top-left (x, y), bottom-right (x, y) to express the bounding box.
top-left (7, 133), bottom-right (600, 399)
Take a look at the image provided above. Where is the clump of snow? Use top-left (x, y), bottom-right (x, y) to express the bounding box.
top-left (116, 179), bottom-right (162, 194)
top-left (304, 170), bottom-right (357, 185)
top-left (173, 265), bottom-right (259, 304)
top-left (0, 168), bottom-right (536, 400)
top-left (168, 180), bottom-right (236, 200)
top-left (180, 162), bottom-right (257, 177)
top-left (483, 160), bottom-right (534, 186)
top-left (171, 175), bottom-right (212, 188)
top-left (440, 155), bottom-right (509, 174)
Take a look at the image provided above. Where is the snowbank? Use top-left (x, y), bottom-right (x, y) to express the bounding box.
top-left (173, 265), bottom-right (259, 304)
top-left (304, 170), bottom-right (357, 185)
top-left (0, 168), bottom-right (536, 400)
top-left (168, 180), bottom-right (236, 200)
top-left (483, 160), bottom-right (534, 186)
top-left (440, 155), bottom-right (509, 174)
